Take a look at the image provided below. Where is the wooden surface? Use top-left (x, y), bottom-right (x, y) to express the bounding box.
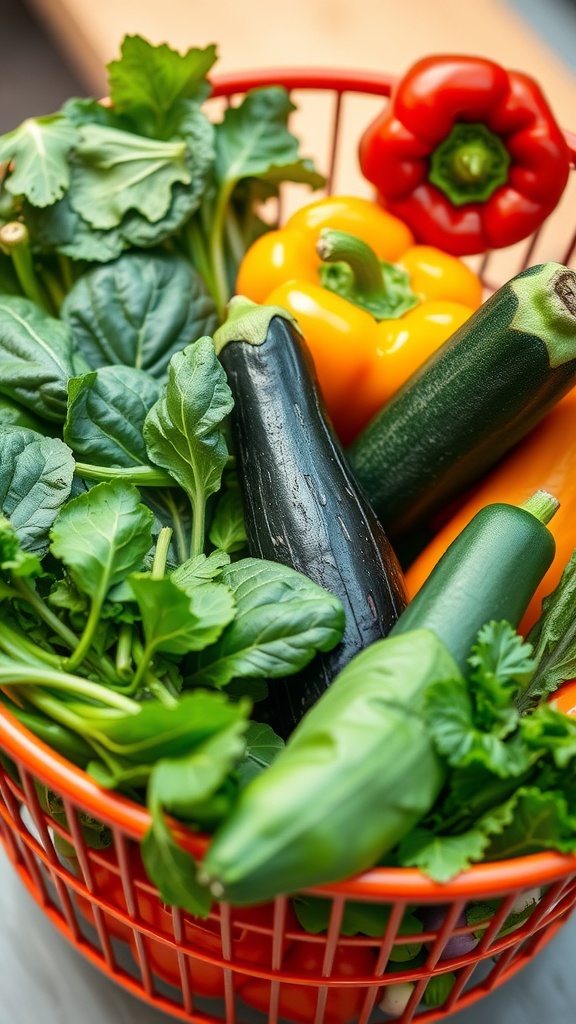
top-left (28, 0), bottom-right (576, 129)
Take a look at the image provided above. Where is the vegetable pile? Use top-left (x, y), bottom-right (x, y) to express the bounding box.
top-left (1, 36), bottom-right (576, 1010)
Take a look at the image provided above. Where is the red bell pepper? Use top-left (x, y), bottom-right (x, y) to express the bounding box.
top-left (358, 55), bottom-right (571, 256)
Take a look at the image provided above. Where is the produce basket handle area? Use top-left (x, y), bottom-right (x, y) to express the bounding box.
top-left (2, 68), bottom-right (576, 1024)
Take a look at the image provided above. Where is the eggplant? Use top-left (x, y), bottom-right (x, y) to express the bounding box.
top-left (214, 299), bottom-right (407, 736)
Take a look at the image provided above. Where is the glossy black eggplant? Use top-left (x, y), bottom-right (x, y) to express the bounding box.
top-left (214, 299), bottom-right (407, 736)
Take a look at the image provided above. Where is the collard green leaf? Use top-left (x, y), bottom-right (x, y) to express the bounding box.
top-left (0, 395), bottom-right (47, 432)
top-left (141, 815), bottom-right (212, 917)
top-left (0, 296), bottom-right (79, 420)
top-left (188, 558), bottom-right (345, 688)
top-left (521, 549), bottom-right (576, 710)
top-left (214, 87), bottom-right (322, 193)
top-left (127, 573), bottom-right (235, 655)
top-left (0, 514), bottom-right (42, 577)
top-left (237, 721), bottom-right (284, 786)
top-left (50, 481), bottom-right (154, 600)
top-left (209, 478), bottom-right (247, 554)
top-left (70, 124), bottom-right (191, 230)
top-left (0, 427), bottom-right (75, 552)
top-left (61, 251), bottom-right (218, 378)
top-left (150, 719), bottom-right (247, 819)
top-left (0, 115), bottom-right (77, 207)
top-left (107, 35), bottom-right (218, 138)
top-left (64, 366), bottom-right (162, 467)
top-left (170, 549), bottom-right (230, 591)
top-left (143, 338), bottom-right (234, 542)
top-left (23, 194), bottom-right (126, 263)
top-left (484, 787), bottom-right (576, 860)
top-left (396, 823), bottom-right (497, 883)
top-left (76, 688), bottom-right (249, 763)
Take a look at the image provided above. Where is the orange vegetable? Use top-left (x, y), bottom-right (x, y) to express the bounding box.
top-left (235, 196), bottom-right (483, 444)
top-left (405, 388), bottom-right (576, 635)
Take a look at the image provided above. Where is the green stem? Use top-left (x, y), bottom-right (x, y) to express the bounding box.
top-left (521, 489), bottom-right (560, 525)
top-left (11, 576), bottom-right (79, 651)
top-left (40, 267), bottom-right (66, 314)
top-left (317, 229), bottom-right (385, 297)
top-left (224, 206), bottom-right (247, 276)
top-left (126, 639), bottom-right (157, 696)
top-left (0, 666), bottom-right (140, 711)
top-left (152, 527), bottom-right (172, 579)
top-left (115, 623), bottom-right (134, 680)
top-left (0, 222), bottom-right (51, 312)
top-left (209, 183), bottom-right (235, 321)
top-left (65, 585), bottom-right (108, 672)
top-left (75, 462), bottom-right (175, 487)
top-left (317, 229), bottom-right (418, 321)
top-left (190, 497), bottom-right (205, 559)
top-left (10, 576), bottom-right (120, 685)
top-left (186, 216), bottom-right (218, 300)
top-left (146, 676), bottom-right (179, 708)
top-left (58, 254), bottom-right (74, 293)
top-left (0, 620), bottom-right (64, 669)
top-left (160, 492), bottom-right (189, 564)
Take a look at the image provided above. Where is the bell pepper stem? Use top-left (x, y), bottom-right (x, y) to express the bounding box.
top-left (317, 229), bottom-right (385, 298)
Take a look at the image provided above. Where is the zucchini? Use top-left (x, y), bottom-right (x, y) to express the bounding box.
top-left (347, 263), bottom-right (576, 540)
top-left (390, 491), bottom-right (558, 670)
top-left (214, 299), bottom-right (407, 736)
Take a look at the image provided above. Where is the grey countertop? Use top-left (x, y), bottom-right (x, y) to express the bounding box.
top-left (2, 847), bottom-right (576, 1024)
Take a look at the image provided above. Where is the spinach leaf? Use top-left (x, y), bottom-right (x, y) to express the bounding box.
top-left (519, 550), bottom-right (576, 710)
top-left (170, 549), bottom-right (230, 590)
top-left (0, 395), bottom-right (49, 432)
top-left (143, 338), bottom-right (234, 556)
top-left (70, 125), bottom-right (191, 230)
top-left (209, 476), bottom-right (247, 554)
top-left (237, 721), bottom-right (284, 786)
top-left (214, 87), bottom-right (324, 195)
top-left (75, 688), bottom-right (250, 763)
top-left (50, 482), bottom-right (154, 660)
top-left (61, 251), bottom-right (218, 378)
top-left (0, 515), bottom-right (42, 577)
top-left (107, 35), bottom-right (218, 138)
top-left (141, 815), bottom-right (212, 917)
top-left (23, 195), bottom-right (126, 264)
top-left (64, 366), bottom-right (162, 466)
top-left (127, 572), bottom-right (235, 656)
top-left (0, 296), bottom-right (80, 420)
top-left (0, 427), bottom-right (75, 552)
top-left (187, 558), bottom-right (345, 688)
top-left (0, 114), bottom-right (77, 207)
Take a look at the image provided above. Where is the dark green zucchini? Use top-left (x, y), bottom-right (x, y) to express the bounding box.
top-left (214, 299), bottom-right (407, 737)
top-left (347, 263), bottom-right (576, 540)
top-left (389, 491), bottom-right (558, 671)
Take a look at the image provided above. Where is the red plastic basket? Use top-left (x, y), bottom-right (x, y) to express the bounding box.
top-left (2, 68), bottom-right (576, 1024)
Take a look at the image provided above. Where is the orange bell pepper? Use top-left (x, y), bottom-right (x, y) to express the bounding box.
top-left (235, 196), bottom-right (483, 444)
top-left (405, 388), bottom-right (576, 636)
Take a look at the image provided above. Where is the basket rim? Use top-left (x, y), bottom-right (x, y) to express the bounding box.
top-left (2, 703), bottom-right (576, 900)
top-left (207, 66), bottom-right (576, 161)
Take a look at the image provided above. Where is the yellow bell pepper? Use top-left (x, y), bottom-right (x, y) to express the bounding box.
top-left (235, 196), bottom-right (483, 444)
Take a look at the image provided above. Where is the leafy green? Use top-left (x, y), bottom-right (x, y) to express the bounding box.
top-left (61, 251), bottom-right (218, 378)
top-left (127, 572), bottom-right (235, 656)
top-left (188, 558), bottom-right (345, 687)
top-left (0, 115), bottom-right (77, 207)
top-left (214, 87), bottom-right (324, 194)
top-left (0, 427), bottom-right (75, 552)
top-left (0, 296), bottom-right (81, 420)
top-left (64, 366), bottom-right (162, 467)
top-left (520, 549), bottom-right (576, 710)
top-left (70, 125), bottom-right (191, 230)
top-left (237, 721), bottom-right (284, 785)
top-left (143, 338), bottom-right (234, 556)
top-left (107, 35), bottom-right (218, 138)
top-left (208, 475), bottom-right (247, 554)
